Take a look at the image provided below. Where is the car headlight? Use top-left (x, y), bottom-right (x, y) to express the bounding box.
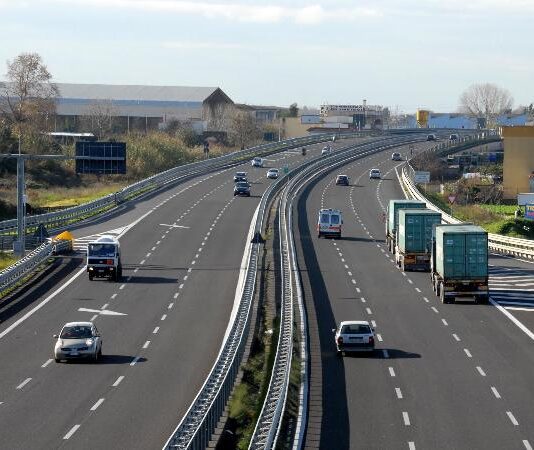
top-left (86, 339), bottom-right (94, 346)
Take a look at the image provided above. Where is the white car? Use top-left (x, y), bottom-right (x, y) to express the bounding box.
top-left (317, 208), bottom-right (342, 239)
top-left (251, 157), bottom-right (263, 167)
top-left (333, 320), bottom-right (375, 355)
top-left (369, 168), bottom-right (381, 179)
top-left (391, 152), bottom-right (402, 161)
top-left (321, 146), bottom-right (331, 156)
top-left (267, 168), bottom-right (279, 179)
top-left (54, 322), bottom-right (102, 362)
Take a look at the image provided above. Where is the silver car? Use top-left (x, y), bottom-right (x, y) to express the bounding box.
top-left (54, 321), bottom-right (102, 363)
top-left (333, 320), bottom-right (375, 355)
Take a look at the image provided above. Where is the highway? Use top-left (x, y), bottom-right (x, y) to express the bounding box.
top-left (293, 144), bottom-right (534, 449)
top-left (0, 140), bottom-right (348, 449)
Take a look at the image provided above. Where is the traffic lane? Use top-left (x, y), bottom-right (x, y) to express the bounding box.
top-left (58, 184), bottom-right (264, 449)
top-left (341, 157), bottom-right (533, 448)
top-left (313, 150), bottom-right (527, 449)
top-left (0, 186), bottom-right (240, 448)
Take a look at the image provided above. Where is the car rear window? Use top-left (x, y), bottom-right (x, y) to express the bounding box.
top-left (320, 213), bottom-right (329, 223)
top-left (330, 214), bottom-right (340, 225)
top-left (341, 324), bottom-right (371, 334)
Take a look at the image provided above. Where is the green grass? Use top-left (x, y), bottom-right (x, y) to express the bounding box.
top-left (0, 252), bottom-right (18, 271)
top-left (479, 204), bottom-right (517, 216)
top-left (29, 183), bottom-right (126, 208)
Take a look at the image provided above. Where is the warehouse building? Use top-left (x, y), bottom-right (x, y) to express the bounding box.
top-left (502, 126), bottom-right (534, 199)
top-left (53, 83), bottom-right (234, 133)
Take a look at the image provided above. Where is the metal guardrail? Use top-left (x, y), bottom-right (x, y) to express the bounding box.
top-left (248, 135), bottom-right (431, 449)
top-left (0, 239), bottom-right (71, 295)
top-left (162, 135), bottom-right (422, 450)
top-left (401, 161), bottom-right (534, 259)
top-left (0, 133), bottom-right (367, 238)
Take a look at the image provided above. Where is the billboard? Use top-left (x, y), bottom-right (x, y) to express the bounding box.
top-left (525, 204), bottom-right (534, 220)
top-left (75, 142), bottom-right (126, 174)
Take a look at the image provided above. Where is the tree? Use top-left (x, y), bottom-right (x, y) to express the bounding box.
top-left (228, 111), bottom-right (261, 149)
top-left (79, 99), bottom-right (118, 139)
top-left (289, 102), bottom-right (299, 117)
top-left (0, 52), bottom-right (58, 141)
top-left (459, 83), bottom-right (513, 127)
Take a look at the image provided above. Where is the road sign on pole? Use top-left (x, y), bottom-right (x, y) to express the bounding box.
top-left (448, 195), bottom-right (456, 204)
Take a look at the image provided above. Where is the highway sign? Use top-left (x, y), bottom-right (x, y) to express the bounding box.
top-left (414, 171), bottom-right (430, 183)
top-left (75, 141), bottom-right (126, 174)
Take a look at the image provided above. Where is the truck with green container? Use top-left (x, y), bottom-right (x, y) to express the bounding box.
top-left (395, 208), bottom-right (442, 271)
top-left (430, 224), bottom-right (489, 304)
top-left (385, 199), bottom-right (426, 253)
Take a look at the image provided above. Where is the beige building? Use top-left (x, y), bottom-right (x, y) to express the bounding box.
top-left (502, 126), bottom-right (534, 199)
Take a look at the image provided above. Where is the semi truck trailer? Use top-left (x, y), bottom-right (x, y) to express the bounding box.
top-left (386, 199), bottom-right (426, 253)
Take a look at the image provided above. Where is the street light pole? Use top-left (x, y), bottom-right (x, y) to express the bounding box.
top-left (15, 150), bottom-right (26, 257)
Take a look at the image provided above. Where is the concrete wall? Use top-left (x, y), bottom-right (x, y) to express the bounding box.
top-left (502, 126), bottom-right (534, 199)
top-left (280, 117), bottom-right (310, 139)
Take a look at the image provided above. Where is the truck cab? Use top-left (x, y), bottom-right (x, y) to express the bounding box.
top-left (86, 236), bottom-right (122, 281)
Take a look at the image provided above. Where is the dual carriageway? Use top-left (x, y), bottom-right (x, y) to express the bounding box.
top-left (0, 134), bottom-right (532, 449)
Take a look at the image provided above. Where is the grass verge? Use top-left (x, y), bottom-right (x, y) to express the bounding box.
top-left (0, 252), bottom-right (18, 271)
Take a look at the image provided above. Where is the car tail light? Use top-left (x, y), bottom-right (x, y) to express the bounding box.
top-left (368, 336), bottom-right (374, 345)
top-left (337, 336), bottom-right (343, 345)
top-left (106, 259), bottom-right (114, 265)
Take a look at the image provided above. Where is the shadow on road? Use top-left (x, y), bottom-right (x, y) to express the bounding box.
top-left (297, 178), bottom-right (350, 450)
top-left (98, 355), bottom-right (147, 365)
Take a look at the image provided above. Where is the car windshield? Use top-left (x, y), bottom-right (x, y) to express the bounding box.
top-left (330, 214), bottom-right (340, 225)
top-left (60, 325), bottom-right (93, 339)
top-left (88, 243), bottom-right (116, 257)
top-left (341, 324), bottom-right (371, 334)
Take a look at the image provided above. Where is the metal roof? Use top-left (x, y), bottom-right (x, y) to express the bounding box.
top-left (55, 83), bottom-right (220, 103)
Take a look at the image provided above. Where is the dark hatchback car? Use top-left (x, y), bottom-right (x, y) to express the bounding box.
top-left (335, 175), bottom-right (349, 186)
top-left (234, 181), bottom-right (251, 197)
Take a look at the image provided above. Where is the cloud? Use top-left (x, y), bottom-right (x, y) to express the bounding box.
top-left (162, 41), bottom-right (247, 50)
top-left (60, 0), bottom-right (382, 24)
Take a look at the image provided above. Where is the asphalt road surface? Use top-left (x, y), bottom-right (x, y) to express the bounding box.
top-left (294, 144), bottom-right (534, 450)
top-left (0, 140), bottom-right (355, 450)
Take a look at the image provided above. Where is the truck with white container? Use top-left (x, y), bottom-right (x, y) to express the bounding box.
top-left (430, 224), bottom-right (488, 304)
top-left (86, 235), bottom-right (122, 281)
top-left (385, 199), bottom-right (426, 253)
top-left (395, 208), bottom-right (442, 271)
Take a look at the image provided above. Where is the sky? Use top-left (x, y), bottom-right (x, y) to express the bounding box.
top-left (1, 0), bottom-right (532, 113)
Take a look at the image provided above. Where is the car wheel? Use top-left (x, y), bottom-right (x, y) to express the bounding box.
top-left (54, 358), bottom-right (60, 363)
top-left (88, 273), bottom-right (93, 281)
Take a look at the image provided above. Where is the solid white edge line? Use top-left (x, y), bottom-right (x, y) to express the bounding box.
top-left (489, 297), bottom-right (534, 341)
top-left (63, 424), bottom-right (81, 440)
top-left (0, 267), bottom-right (85, 340)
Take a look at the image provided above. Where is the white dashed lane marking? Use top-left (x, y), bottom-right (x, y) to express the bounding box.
top-left (506, 411), bottom-right (519, 426)
top-left (90, 398), bottom-right (105, 411)
top-left (395, 387), bottom-right (403, 399)
top-left (453, 333), bottom-right (461, 342)
top-left (63, 425), bottom-right (81, 440)
top-left (16, 378), bottom-right (32, 389)
top-left (41, 359), bottom-right (53, 368)
top-left (112, 376), bottom-right (124, 387)
top-left (464, 348), bottom-right (472, 358)
top-left (476, 366), bottom-right (487, 377)
top-left (491, 387), bottom-right (501, 399)
top-left (403, 412), bottom-right (411, 426)
top-left (389, 367), bottom-right (396, 377)
top-left (130, 356), bottom-right (141, 366)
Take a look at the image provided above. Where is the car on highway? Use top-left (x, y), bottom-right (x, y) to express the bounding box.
top-left (267, 168), bottom-right (279, 179)
top-left (321, 146), bottom-right (331, 156)
top-left (234, 171), bottom-right (248, 182)
top-left (449, 133), bottom-right (459, 141)
top-left (54, 321), bottom-right (102, 363)
top-left (369, 168), bottom-right (381, 179)
top-left (233, 181), bottom-right (251, 197)
top-left (251, 157), bottom-right (263, 168)
top-left (426, 134), bottom-right (438, 141)
top-left (333, 320), bottom-right (375, 355)
top-left (335, 174), bottom-right (349, 186)
top-left (317, 208), bottom-right (343, 238)
top-left (391, 152), bottom-right (402, 161)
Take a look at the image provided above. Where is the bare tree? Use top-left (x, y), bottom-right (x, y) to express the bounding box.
top-left (80, 99), bottom-right (118, 139)
top-left (0, 52), bottom-right (58, 138)
top-left (459, 83), bottom-right (513, 127)
top-left (228, 110), bottom-right (261, 149)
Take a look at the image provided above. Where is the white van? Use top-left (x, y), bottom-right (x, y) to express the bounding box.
top-left (317, 208), bottom-right (343, 239)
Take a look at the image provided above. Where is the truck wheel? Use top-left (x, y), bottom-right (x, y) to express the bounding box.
top-left (476, 295), bottom-right (489, 304)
